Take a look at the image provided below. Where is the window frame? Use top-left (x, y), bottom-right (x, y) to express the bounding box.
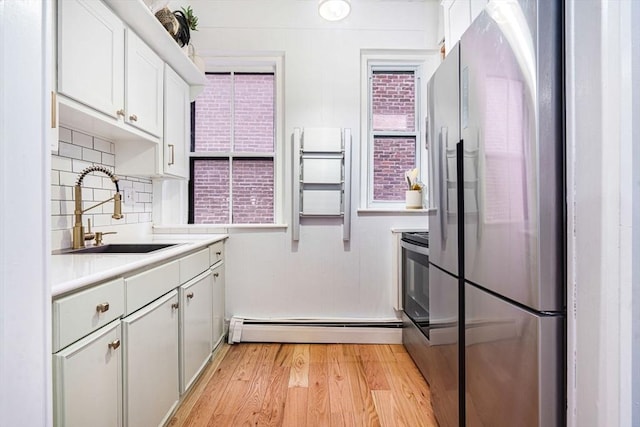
top-left (188, 55), bottom-right (284, 225)
top-left (360, 50), bottom-right (438, 210)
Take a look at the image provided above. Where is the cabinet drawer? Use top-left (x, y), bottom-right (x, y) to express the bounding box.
top-left (125, 260), bottom-right (179, 315)
top-left (180, 248), bottom-right (209, 283)
top-left (53, 278), bottom-right (125, 352)
top-left (209, 241), bottom-right (224, 266)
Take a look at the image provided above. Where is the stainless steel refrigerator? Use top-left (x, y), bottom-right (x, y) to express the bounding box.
top-left (424, 2), bottom-right (565, 426)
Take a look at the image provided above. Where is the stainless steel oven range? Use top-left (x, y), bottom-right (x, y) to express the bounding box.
top-left (401, 230), bottom-right (460, 427)
top-left (400, 231), bottom-right (430, 335)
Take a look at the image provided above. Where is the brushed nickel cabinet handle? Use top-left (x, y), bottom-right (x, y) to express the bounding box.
top-left (168, 144), bottom-right (175, 165)
top-left (171, 302), bottom-right (179, 310)
top-left (186, 292), bottom-right (194, 299)
top-left (108, 339), bottom-right (120, 350)
top-left (129, 114), bottom-right (138, 122)
top-left (116, 109), bottom-right (125, 117)
top-left (96, 302), bottom-right (110, 313)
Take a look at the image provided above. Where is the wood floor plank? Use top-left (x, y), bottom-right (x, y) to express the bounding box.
top-left (255, 364), bottom-right (290, 426)
top-left (288, 343), bottom-right (310, 387)
top-left (167, 344), bottom-right (230, 426)
top-left (307, 345), bottom-right (330, 426)
top-left (379, 346), bottom-right (437, 427)
top-left (344, 345), bottom-right (381, 427)
top-left (171, 343), bottom-right (438, 427)
top-left (327, 344), bottom-right (357, 426)
top-left (282, 386), bottom-right (308, 426)
top-left (371, 390), bottom-right (401, 427)
top-left (178, 344), bottom-right (245, 427)
top-left (357, 345), bottom-right (391, 391)
top-left (229, 344), bottom-right (281, 426)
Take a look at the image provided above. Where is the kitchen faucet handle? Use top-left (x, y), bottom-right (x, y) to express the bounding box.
top-left (83, 218), bottom-right (95, 242)
top-left (94, 231), bottom-right (117, 246)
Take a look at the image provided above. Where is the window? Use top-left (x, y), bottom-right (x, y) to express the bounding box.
top-left (189, 71), bottom-right (278, 224)
top-left (371, 68), bottom-right (419, 203)
top-left (361, 52), bottom-right (438, 209)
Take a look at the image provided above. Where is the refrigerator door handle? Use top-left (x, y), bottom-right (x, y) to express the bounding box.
top-left (440, 127), bottom-right (448, 247)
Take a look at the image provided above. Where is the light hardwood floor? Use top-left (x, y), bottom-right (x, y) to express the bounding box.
top-left (168, 343), bottom-right (438, 427)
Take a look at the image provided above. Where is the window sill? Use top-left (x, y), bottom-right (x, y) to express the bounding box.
top-left (154, 224), bottom-right (289, 234)
top-left (356, 208), bottom-right (434, 215)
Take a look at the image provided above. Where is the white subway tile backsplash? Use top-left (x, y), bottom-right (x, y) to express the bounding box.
top-left (58, 142), bottom-right (82, 159)
top-left (92, 214), bottom-right (113, 227)
top-left (51, 185), bottom-right (73, 201)
top-left (72, 130), bottom-right (93, 148)
top-left (52, 127), bottom-right (153, 240)
top-left (94, 188), bottom-right (112, 201)
top-left (52, 156), bottom-right (72, 172)
top-left (82, 174), bottom-right (104, 189)
top-left (82, 147), bottom-right (102, 163)
top-left (102, 153), bottom-right (115, 166)
top-left (125, 213), bottom-right (140, 224)
top-left (93, 137), bottom-right (113, 154)
top-left (58, 127), bottom-right (72, 144)
top-left (59, 171), bottom-right (78, 187)
top-left (72, 159), bottom-right (93, 173)
top-left (138, 192), bottom-right (151, 203)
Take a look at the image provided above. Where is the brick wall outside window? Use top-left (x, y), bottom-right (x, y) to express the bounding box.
top-left (372, 72), bottom-right (415, 132)
top-left (373, 136), bottom-right (416, 200)
top-left (193, 159), bottom-right (230, 224)
top-left (371, 71), bottom-right (418, 201)
top-left (234, 75), bottom-right (274, 152)
top-left (194, 74), bottom-right (231, 152)
top-left (232, 159), bottom-right (274, 223)
top-left (191, 73), bottom-right (275, 224)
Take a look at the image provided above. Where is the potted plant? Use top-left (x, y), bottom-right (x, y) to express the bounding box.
top-left (173, 6), bottom-right (198, 47)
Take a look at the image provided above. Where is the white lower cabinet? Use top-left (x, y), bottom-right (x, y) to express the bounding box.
top-left (53, 240), bottom-right (226, 426)
top-left (211, 262), bottom-right (226, 347)
top-left (122, 290), bottom-right (179, 427)
top-left (180, 270), bottom-right (213, 393)
top-left (53, 319), bottom-right (122, 427)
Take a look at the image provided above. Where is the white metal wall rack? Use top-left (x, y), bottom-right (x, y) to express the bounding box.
top-left (292, 128), bottom-right (351, 241)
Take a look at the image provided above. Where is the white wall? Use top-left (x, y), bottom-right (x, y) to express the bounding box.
top-left (566, 1), bottom-right (636, 425)
top-left (165, 0), bottom-right (440, 320)
top-left (0, 1), bottom-right (52, 426)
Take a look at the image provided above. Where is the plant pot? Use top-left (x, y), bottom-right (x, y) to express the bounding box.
top-left (405, 190), bottom-right (422, 209)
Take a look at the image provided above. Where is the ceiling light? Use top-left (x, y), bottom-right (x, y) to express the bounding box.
top-left (318, 0), bottom-right (351, 21)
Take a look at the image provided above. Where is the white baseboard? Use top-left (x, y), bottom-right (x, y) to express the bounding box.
top-left (231, 323), bottom-right (402, 344)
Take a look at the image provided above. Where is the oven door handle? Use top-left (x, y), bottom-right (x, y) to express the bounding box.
top-left (400, 240), bottom-right (429, 256)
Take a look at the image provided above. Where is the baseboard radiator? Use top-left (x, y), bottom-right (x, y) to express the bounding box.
top-left (227, 317), bottom-right (403, 344)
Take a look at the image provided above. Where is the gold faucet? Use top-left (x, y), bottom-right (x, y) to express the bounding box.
top-left (72, 166), bottom-right (124, 249)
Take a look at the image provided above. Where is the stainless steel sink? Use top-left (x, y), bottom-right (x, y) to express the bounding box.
top-left (57, 243), bottom-right (178, 254)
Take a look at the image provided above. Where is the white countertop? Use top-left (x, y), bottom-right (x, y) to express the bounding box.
top-left (51, 234), bottom-right (228, 297)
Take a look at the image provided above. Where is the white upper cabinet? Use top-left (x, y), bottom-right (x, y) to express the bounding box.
top-left (58, 0), bottom-right (125, 119)
top-left (441, 0), bottom-right (488, 55)
top-left (163, 65), bottom-right (190, 178)
top-left (125, 30), bottom-right (164, 137)
top-left (56, 0), bottom-right (205, 165)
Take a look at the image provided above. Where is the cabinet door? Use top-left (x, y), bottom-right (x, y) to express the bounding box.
top-left (180, 270), bottom-right (213, 394)
top-left (125, 29), bottom-right (164, 137)
top-left (53, 319), bottom-right (122, 427)
top-left (211, 263), bottom-right (226, 347)
top-left (163, 65), bottom-right (189, 178)
top-left (122, 291), bottom-right (179, 427)
top-left (57, 0), bottom-right (124, 118)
